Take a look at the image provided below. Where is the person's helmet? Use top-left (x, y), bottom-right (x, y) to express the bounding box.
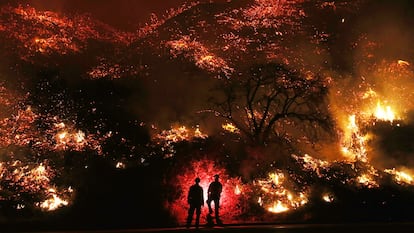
top-left (195, 177), bottom-right (201, 183)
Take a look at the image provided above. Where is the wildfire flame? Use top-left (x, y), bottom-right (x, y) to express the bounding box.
top-left (384, 168), bottom-right (414, 185)
top-left (373, 102), bottom-right (396, 122)
top-left (166, 36), bottom-right (234, 77)
top-left (255, 171), bottom-right (308, 214)
top-left (235, 185), bottom-right (241, 195)
top-left (356, 173), bottom-right (379, 188)
top-left (322, 193), bottom-right (334, 203)
top-left (2, 0), bottom-right (414, 223)
top-left (0, 83), bottom-right (106, 212)
top-left (154, 125), bottom-right (207, 143)
top-left (38, 188), bottom-right (70, 211)
top-left (340, 115), bottom-right (369, 162)
top-left (153, 125), bottom-right (208, 158)
top-left (222, 123), bottom-right (240, 134)
top-left (268, 201), bottom-right (289, 213)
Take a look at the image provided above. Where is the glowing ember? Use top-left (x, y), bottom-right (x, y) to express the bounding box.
top-left (166, 36), bottom-right (234, 77)
top-left (255, 171), bottom-right (308, 214)
top-left (54, 129), bottom-right (88, 151)
top-left (322, 193), bottom-right (334, 203)
top-left (1, 5), bottom-right (131, 60)
top-left (222, 123), bottom-right (240, 134)
top-left (234, 185), bottom-right (241, 195)
top-left (87, 57), bottom-right (139, 79)
top-left (397, 60), bottom-right (410, 67)
top-left (116, 162), bottom-right (126, 169)
top-left (38, 190), bottom-right (69, 211)
top-left (356, 173), bottom-right (379, 188)
top-left (293, 154), bottom-right (329, 178)
top-left (154, 125), bottom-right (207, 143)
top-left (0, 160), bottom-right (74, 211)
top-left (268, 201), bottom-right (289, 213)
top-left (0, 83), bottom-right (106, 212)
top-left (0, 100), bottom-right (104, 154)
top-left (153, 125), bottom-right (208, 158)
top-left (194, 126), bottom-right (207, 138)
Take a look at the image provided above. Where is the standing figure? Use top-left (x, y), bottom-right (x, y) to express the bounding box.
top-left (186, 177), bottom-right (204, 228)
top-left (207, 174), bottom-right (223, 225)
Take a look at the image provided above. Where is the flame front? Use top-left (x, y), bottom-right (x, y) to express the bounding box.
top-left (374, 102), bottom-right (396, 122)
top-left (255, 171), bottom-right (308, 214)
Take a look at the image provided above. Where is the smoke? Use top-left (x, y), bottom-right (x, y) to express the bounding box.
top-left (369, 119), bottom-right (414, 169)
top-left (127, 58), bottom-right (221, 136)
top-left (323, 0), bottom-right (414, 169)
top-left (353, 0), bottom-right (414, 61)
top-left (4, 0), bottom-right (190, 31)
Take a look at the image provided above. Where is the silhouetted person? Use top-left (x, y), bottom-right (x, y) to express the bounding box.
top-left (207, 174), bottom-right (223, 225)
top-left (186, 177), bottom-right (204, 229)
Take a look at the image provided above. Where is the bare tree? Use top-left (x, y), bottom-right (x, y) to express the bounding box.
top-left (210, 63), bottom-right (333, 149)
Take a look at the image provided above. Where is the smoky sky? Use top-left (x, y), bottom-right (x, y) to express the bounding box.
top-left (369, 113), bottom-right (414, 169)
top-left (10, 0), bottom-right (231, 31)
top-left (1, 0), bottom-right (190, 31)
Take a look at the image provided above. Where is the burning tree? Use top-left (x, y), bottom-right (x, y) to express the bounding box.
top-left (209, 63), bottom-right (333, 159)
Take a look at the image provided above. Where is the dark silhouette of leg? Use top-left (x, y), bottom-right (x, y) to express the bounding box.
top-left (214, 199), bottom-right (222, 225)
top-left (195, 207), bottom-right (201, 228)
top-left (207, 198), bottom-right (213, 214)
top-left (186, 205), bottom-right (195, 228)
top-left (206, 214), bottom-right (214, 227)
top-left (214, 198), bottom-right (220, 217)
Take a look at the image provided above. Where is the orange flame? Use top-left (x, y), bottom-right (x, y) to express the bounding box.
top-left (373, 101), bottom-right (396, 122)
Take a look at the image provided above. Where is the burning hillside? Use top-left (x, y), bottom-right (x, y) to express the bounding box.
top-left (0, 5), bottom-right (132, 59)
top-left (1, 0), bottom-right (414, 230)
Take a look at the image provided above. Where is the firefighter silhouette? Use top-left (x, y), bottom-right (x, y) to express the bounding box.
top-left (206, 174), bottom-right (223, 225)
top-left (186, 177), bottom-right (204, 228)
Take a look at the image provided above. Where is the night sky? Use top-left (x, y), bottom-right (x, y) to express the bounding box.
top-left (14, 0), bottom-right (224, 31)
